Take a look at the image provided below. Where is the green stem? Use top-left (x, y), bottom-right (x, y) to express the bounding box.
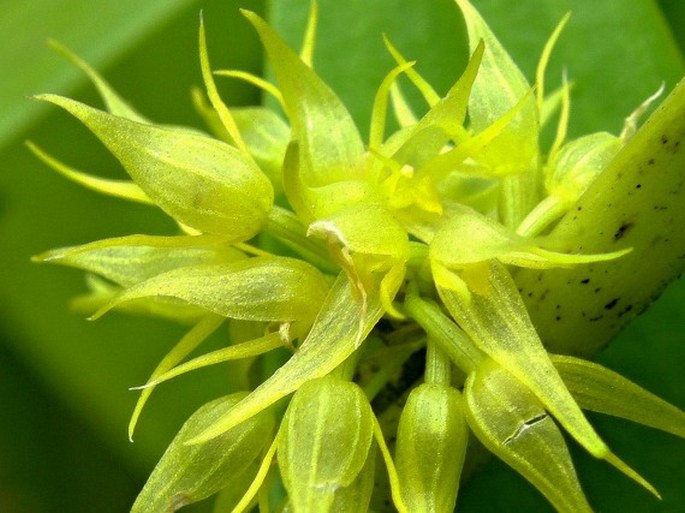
top-left (265, 206), bottom-right (338, 273)
top-left (425, 337), bottom-right (451, 385)
top-left (516, 194), bottom-right (566, 237)
top-left (499, 171), bottom-right (538, 230)
top-left (404, 294), bottom-right (483, 375)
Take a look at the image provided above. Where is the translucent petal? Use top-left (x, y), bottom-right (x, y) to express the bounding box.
top-left (36, 94), bottom-right (273, 238)
top-left (134, 331), bottom-right (285, 390)
top-left (546, 132), bottom-right (622, 205)
top-left (455, 0), bottom-right (540, 227)
top-left (463, 359), bottom-right (593, 513)
top-left (395, 384), bottom-right (469, 513)
top-left (535, 13), bottom-right (571, 113)
top-left (70, 274), bottom-right (207, 324)
top-left (430, 203), bottom-right (629, 269)
top-left (129, 314), bottom-right (225, 440)
top-left (455, 0), bottom-right (538, 173)
top-left (198, 16), bottom-right (250, 156)
top-left (298, 0), bottom-right (319, 67)
top-left (49, 39), bottom-right (148, 123)
top-left (130, 393), bottom-right (275, 513)
top-left (436, 260), bottom-right (608, 458)
top-left (279, 377), bottom-right (374, 512)
top-left (244, 10), bottom-right (365, 187)
top-left (34, 234), bottom-right (242, 287)
top-left (26, 141), bottom-right (153, 204)
top-left (187, 272), bottom-right (384, 444)
top-left (383, 34), bottom-right (440, 107)
top-left (91, 256), bottom-right (330, 324)
top-left (553, 354), bottom-right (685, 438)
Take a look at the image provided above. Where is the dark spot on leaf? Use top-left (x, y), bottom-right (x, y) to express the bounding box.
top-left (661, 134), bottom-right (669, 144)
top-left (648, 158), bottom-right (655, 165)
top-left (555, 315), bottom-right (561, 321)
top-left (635, 183), bottom-right (642, 189)
top-left (618, 305), bottom-right (633, 318)
top-left (614, 222), bottom-right (633, 240)
top-left (594, 287), bottom-right (601, 293)
top-left (589, 314), bottom-right (604, 322)
top-left (580, 278), bottom-right (590, 284)
top-left (604, 298), bottom-right (619, 310)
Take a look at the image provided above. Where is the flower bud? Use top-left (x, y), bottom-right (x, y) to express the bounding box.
top-left (131, 392), bottom-right (275, 513)
top-left (278, 377), bottom-right (375, 513)
top-left (395, 383), bottom-right (468, 513)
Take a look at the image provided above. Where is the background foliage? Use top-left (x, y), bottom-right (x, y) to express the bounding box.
top-left (0, 0), bottom-right (683, 511)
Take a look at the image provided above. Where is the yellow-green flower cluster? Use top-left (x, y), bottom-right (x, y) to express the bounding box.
top-left (32, 1), bottom-right (685, 512)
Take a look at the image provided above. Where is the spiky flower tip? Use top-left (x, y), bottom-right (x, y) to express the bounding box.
top-left (31, 1), bottom-right (685, 512)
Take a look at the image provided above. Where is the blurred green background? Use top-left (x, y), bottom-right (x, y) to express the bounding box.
top-left (0, 0), bottom-right (683, 511)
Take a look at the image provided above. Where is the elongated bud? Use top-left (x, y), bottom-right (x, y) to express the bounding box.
top-left (395, 383), bottom-right (469, 513)
top-left (463, 359), bottom-right (593, 513)
top-left (546, 132), bottom-right (621, 205)
top-left (278, 376), bottom-right (375, 513)
top-left (35, 94), bottom-right (274, 239)
top-left (131, 393), bottom-right (275, 513)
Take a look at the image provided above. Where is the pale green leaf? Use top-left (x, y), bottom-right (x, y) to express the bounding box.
top-left (243, 10), bottom-right (365, 186)
top-left (279, 377), bottom-right (374, 512)
top-left (463, 359), bottom-right (593, 513)
top-left (35, 94), bottom-right (274, 238)
top-left (34, 234), bottom-right (243, 287)
top-left (188, 272), bottom-right (384, 444)
top-left (92, 256), bottom-right (330, 323)
top-left (552, 354), bottom-right (685, 438)
top-left (518, 78), bottom-right (685, 355)
top-left (131, 393), bottom-right (275, 513)
top-left (395, 384), bottom-right (468, 513)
